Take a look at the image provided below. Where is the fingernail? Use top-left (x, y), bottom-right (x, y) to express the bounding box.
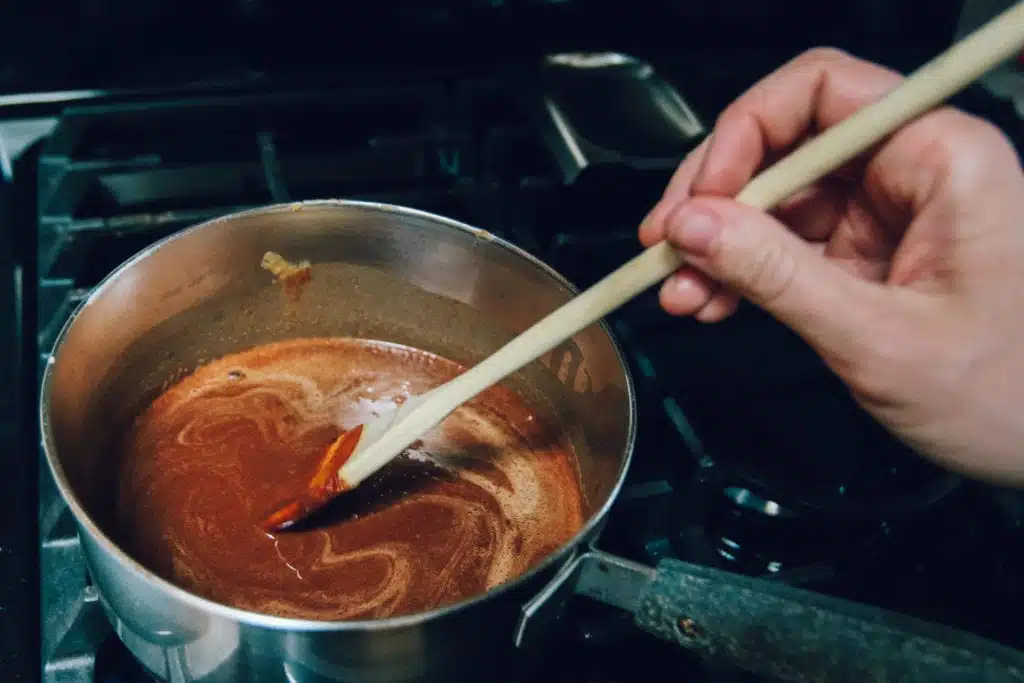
top-left (667, 206), bottom-right (721, 256)
top-left (665, 273), bottom-right (692, 295)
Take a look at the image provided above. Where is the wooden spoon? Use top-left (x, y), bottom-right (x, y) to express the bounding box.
top-left (261, 2), bottom-right (1024, 532)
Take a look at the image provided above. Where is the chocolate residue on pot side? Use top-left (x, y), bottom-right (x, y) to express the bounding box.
top-left (261, 251), bottom-right (312, 303)
top-left (114, 338), bottom-right (584, 621)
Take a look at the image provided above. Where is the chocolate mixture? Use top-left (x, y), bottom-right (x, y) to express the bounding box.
top-left (115, 338), bottom-right (585, 621)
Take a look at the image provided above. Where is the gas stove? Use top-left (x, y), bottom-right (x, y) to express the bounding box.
top-left (3, 33), bottom-right (1024, 683)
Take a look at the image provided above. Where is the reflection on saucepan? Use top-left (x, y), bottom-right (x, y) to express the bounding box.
top-left (114, 337), bottom-right (586, 621)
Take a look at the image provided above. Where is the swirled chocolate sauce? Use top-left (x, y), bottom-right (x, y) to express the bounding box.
top-left (115, 338), bottom-right (585, 620)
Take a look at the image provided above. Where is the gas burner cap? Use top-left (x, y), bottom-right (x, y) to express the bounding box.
top-left (723, 486), bottom-right (798, 518)
top-left (545, 52), bottom-right (642, 70)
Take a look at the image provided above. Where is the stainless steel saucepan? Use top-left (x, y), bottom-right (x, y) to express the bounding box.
top-left (41, 201), bottom-right (1024, 683)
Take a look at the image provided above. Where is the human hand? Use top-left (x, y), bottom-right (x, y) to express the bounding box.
top-left (639, 48), bottom-right (1024, 485)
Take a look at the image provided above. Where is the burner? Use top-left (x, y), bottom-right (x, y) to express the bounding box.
top-left (722, 486), bottom-right (796, 518)
top-left (661, 464), bottom-right (891, 591)
top-left (702, 485), bottom-right (888, 579)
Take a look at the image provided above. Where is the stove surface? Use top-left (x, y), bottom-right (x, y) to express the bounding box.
top-left (4, 46), bottom-right (1024, 683)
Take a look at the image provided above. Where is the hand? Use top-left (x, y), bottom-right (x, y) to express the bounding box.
top-left (639, 48), bottom-right (1024, 486)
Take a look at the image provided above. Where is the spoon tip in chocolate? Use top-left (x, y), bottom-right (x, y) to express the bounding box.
top-left (259, 502), bottom-right (303, 533)
top-left (260, 424), bottom-right (364, 531)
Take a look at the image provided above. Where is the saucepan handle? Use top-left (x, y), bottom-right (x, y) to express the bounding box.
top-left (636, 556), bottom-right (1024, 682)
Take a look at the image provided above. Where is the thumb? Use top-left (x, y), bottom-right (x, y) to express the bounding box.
top-left (663, 196), bottom-right (883, 359)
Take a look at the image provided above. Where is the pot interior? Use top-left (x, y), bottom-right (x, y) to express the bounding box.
top-left (42, 200), bottom-right (635, 601)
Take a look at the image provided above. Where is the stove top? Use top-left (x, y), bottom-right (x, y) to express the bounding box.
top-left (3, 45), bottom-right (1024, 683)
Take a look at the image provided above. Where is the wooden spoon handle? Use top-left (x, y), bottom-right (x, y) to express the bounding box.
top-left (445, 1), bottom-right (1024, 404)
top-left (340, 3), bottom-right (1024, 487)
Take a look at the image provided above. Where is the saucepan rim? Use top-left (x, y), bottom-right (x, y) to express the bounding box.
top-left (39, 199), bottom-right (638, 633)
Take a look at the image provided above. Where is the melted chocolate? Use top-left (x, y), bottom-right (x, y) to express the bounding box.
top-left (115, 338), bottom-right (585, 621)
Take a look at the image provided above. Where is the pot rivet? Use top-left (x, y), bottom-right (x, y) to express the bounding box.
top-left (676, 617), bottom-right (705, 641)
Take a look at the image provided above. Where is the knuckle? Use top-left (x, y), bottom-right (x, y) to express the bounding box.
top-left (795, 46), bottom-right (853, 68)
top-left (882, 107), bottom-right (1021, 209)
top-left (955, 116), bottom-right (1017, 170)
top-left (955, 110), bottom-right (1010, 147)
top-left (917, 108), bottom-right (1015, 167)
top-left (711, 104), bottom-right (744, 135)
top-left (725, 236), bottom-right (798, 305)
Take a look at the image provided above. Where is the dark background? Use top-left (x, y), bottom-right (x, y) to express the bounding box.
top-left (0, 1), bottom-right (965, 94)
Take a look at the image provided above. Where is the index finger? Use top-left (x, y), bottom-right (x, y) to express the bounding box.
top-left (693, 48), bottom-right (904, 197)
top-left (638, 136), bottom-right (711, 247)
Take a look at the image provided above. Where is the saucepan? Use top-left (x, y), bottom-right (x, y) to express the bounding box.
top-left (41, 201), bottom-right (1024, 683)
